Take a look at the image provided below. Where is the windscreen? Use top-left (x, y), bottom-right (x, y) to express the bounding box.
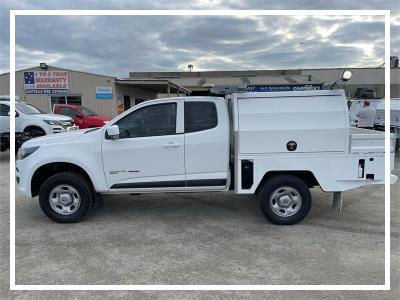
top-left (16, 103), bottom-right (46, 115)
top-left (80, 106), bottom-right (97, 116)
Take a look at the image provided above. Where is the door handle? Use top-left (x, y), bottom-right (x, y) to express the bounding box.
top-left (163, 142), bottom-right (180, 148)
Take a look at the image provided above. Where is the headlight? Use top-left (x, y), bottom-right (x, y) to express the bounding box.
top-left (43, 119), bottom-right (61, 126)
top-left (17, 146), bottom-right (40, 160)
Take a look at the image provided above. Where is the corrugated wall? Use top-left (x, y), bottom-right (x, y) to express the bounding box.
top-left (0, 66), bottom-right (116, 117)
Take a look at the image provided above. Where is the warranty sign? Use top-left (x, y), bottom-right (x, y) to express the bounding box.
top-left (24, 71), bottom-right (69, 94)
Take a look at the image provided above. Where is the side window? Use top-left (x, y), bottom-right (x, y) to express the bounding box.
top-left (0, 104), bottom-right (10, 116)
top-left (60, 108), bottom-right (78, 118)
top-left (116, 103), bottom-right (177, 139)
top-left (185, 102), bottom-right (218, 133)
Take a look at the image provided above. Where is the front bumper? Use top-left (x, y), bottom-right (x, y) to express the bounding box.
top-left (51, 126), bottom-right (66, 134)
top-left (16, 159), bottom-right (31, 197)
top-left (48, 120), bottom-right (75, 134)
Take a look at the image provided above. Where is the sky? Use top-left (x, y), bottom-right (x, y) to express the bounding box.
top-left (0, 0), bottom-right (399, 77)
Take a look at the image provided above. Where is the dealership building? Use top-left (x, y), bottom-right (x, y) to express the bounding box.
top-left (0, 65), bottom-right (191, 117)
top-left (0, 64), bottom-right (399, 117)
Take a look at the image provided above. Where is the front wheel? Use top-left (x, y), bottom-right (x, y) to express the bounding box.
top-left (39, 172), bottom-right (94, 223)
top-left (260, 175), bottom-right (311, 225)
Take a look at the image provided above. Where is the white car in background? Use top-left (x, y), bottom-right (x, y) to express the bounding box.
top-left (349, 98), bottom-right (400, 150)
top-left (375, 98), bottom-right (400, 150)
top-left (0, 100), bottom-right (75, 137)
top-left (1, 99), bottom-right (76, 153)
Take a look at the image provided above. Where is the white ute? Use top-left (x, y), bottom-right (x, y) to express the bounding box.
top-left (16, 89), bottom-right (398, 224)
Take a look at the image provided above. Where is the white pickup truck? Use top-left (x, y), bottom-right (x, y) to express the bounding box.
top-left (16, 89), bottom-right (398, 224)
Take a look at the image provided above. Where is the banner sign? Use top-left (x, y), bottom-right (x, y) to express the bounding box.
top-left (24, 71), bottom-right (69, 94)
top-left (246, 84), bottom-right (323, 92)
top-left (96, 86), bottom-right (113, 99)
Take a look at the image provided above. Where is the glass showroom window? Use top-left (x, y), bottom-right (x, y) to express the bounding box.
top-left (50, 96), bottom-right (82, 110)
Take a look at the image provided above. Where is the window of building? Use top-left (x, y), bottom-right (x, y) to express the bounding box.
top-left (51, 96), bottom-right (82, 110)
top-left (0, 104), bottom-right (10, 116)
top-left (116, 103), bottom-right (177, 139)
top-left (184, 102), bottom-right (218, 133)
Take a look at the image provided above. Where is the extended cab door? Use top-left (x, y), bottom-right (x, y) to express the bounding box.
top-left (184, 98), bottom-right (230, 189)
top-left (101, 100), bottom-right (185, 190)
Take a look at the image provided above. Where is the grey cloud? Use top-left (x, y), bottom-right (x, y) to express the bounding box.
top-left (12, 15), bottom-right (386, 75)
top-left (0, 0), bottom-right (399, 75)
top-left (329, 21), bottom-right (385, 43)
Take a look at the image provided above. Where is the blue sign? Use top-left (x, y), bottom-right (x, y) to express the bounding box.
top-left (96, 86), bottom-right (113, 99)
top-left (246, 84), bottom-right (323, 92)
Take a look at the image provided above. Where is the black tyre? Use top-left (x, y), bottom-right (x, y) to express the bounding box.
top-left (0, 142), bottom-right (8, 152)
top-left (39, 172), bottom-right (94, 223)
top-left (260, 175), bottom-right (311, 225)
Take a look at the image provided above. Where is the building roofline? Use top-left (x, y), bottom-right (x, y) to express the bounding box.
top-left (0, 65), bottom-right (115, 79)
top-left (115, 78), bottom-right (192, 94)
top-left (129, 67), bottom-right (391, 79)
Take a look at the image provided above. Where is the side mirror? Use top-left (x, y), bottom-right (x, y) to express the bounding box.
top-left (342, 70), bottom-right (353, 81)
top-left (106, 125), bottom-right (120, 140)
top-left (7, 111), bottom-right (18, 117)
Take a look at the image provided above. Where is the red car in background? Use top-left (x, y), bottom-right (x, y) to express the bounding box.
top-left (53, 104), bottom-right (112, 129)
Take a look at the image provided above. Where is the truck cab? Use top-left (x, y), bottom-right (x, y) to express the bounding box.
top-left (102, 97), bottom-right (230, 191)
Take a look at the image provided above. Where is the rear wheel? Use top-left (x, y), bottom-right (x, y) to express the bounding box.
top-left (39, 172), bottom-right (94, 223)
top-left (260, 175), bottom-right (311, 225)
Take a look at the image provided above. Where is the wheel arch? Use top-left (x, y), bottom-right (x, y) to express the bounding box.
top-left (31, 162), bottom-right (94, 197)
top-left (255, 170), bottom-right (320, 194)
top-left (23, 125), bottom-right (46, 134)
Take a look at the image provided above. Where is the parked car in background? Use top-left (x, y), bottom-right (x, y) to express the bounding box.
top-left (349, 98), bottom-right (400, 150)
top-left (53, 104), bottom-right (112, 129)
top-left (375, 98), bottom-right (400, 150)
top-left (0, 99), bottom-right (75, 152)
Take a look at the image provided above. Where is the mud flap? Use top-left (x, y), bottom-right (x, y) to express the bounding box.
top-left (332, 192), bottom-right (342, 212)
